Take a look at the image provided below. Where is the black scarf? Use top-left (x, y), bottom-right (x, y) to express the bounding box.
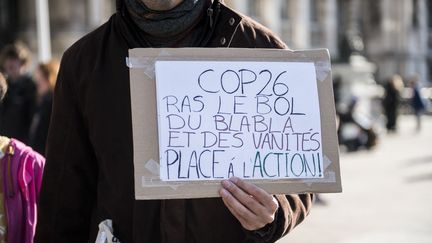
top-left (125, 0), bottom-right (208, 38)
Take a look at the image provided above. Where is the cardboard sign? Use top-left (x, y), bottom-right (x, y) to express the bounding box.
top-left (128, 48), bottom-right (341, 199)
top-left (155, 61), bottom-right (323, 181)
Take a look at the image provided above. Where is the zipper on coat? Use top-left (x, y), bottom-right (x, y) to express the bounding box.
top-left (207, 0), bottom-right (221, 28)
top-left (207, 7), bottom-right (214, 28)
top-left (201, 0), bottom-right (221, 46)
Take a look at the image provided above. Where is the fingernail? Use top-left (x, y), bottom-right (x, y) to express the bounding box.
top-left (222, 180), bottom-right (232, 188)
top-left (220, 188), bottom-right (228, 197)
top-left (229, 176), bottom-right (239, 183)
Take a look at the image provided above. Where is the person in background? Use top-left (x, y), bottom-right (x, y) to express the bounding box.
top-left (0, 41), bottom-right (36, 143)
top-left (409, 76), bottom-right (425, 131)
top-left (0, 72), bottom-right (7, 243)
top-left (35, 0), bottom-right (313, 242)
top-left (0, 72), bottom-right (6, 100)
top-left (0, 73), bottom-right (7, 243)
top-left (1, 70), bottom-right (45, 243)
top-left (382, 75), bottom-right (404, 132)
top-left (28, 59), bottom-right (60, 155)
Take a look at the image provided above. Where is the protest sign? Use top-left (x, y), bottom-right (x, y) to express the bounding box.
top-left (128, 48), bottom-right (341, 199)
top-left (156, 61), bottom-right (323, 181)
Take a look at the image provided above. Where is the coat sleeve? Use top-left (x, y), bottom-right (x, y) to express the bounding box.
top-left (246, 194), bottom-right (313, 242)
top-left (34, 49), bottom-right (98, 243)
top-left (275, 194), bottom-right (314, 236)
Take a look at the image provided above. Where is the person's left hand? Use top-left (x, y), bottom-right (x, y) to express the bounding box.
top-left (219, 176), bottom-right (279, 231)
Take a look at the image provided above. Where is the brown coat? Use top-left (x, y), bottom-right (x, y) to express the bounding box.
top-left (35, 1), bottom-right (313, 242)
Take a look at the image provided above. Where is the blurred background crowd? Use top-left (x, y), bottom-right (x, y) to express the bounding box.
top-left (1, 0), bottom-right (431, 156)
top-left (0, 42), bottom-right (58, 155)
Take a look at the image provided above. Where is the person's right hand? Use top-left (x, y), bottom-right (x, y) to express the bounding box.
top-left (219, 177), bottom-right (279, 231)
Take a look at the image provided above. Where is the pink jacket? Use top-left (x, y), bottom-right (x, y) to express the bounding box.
top-left (2, 139), bottom-right (45, 243)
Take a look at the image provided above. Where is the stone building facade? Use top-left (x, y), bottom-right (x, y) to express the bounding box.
top-left (0, 0), bottom-right (115, 60)
top-left (226, 0), bottom-right (431, 85)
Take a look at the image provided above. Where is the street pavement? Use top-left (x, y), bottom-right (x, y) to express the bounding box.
top-left (279, 115), bottom-right (432, 243)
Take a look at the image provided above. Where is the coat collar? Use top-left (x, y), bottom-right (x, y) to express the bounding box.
top-left (114, 0), bottom-right (243, 48)
top-left (208, 3), bottom-right (242, 47)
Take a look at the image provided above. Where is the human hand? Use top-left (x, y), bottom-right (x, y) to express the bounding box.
top-left (219, 177), bottom-right (279, 231)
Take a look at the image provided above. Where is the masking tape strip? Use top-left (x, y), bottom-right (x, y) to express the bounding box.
top-left (143, 158), bottom-right (181, 190)
top-left (141, 176), bottom-right (166, 187)
top-left (303, 155), bottom-right (335, 186)
top-left (126, 57), bottom-right (157, 79)
top-left (315, 60), bottom-right (331, 82)
top-left (141, 176), bottom-right (180, 190)
top-left (126, 57), bottom-right (157, 68)
top-left (302, 172), bottom-right (336, 186)
top-left (303, 155), bottom-right (333, 187)
top-left (323, 155), bottom-right (332, 171)
top-left (126, 48), bottom-right (184, 69)
top-left (127, 54), bottom-right (331, 82)
top-left (144, 159), bottom-right (160, 176)
top-left (141, 155), bottom-right (336, 187)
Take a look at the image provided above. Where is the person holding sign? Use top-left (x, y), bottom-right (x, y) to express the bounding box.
top-left (35, 0), bottom-right (313, 242)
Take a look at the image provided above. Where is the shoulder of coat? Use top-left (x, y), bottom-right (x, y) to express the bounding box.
top-left (219, 4), bottom-right (288, 49)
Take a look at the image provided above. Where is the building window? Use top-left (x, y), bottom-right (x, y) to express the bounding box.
top-left (280, 0), bottom-right (292, 47)
top-left (412, 0), bottom-right (419, 28)
top-left (310, 0), bottom-right (321, 47)
top-left (368, 0), bottom-right (381, 26)
top-left (428, 0), bottom-right (432, 28)
top-left (281, 0), bottom-right (289, 20)
top-left (428, 0), bottom-right (432, 71)
top-left (310, 0), bottom-right (319, 22)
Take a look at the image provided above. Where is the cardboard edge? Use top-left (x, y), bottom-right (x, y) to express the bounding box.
top-left (128, 48), bottom-right (342, 199)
